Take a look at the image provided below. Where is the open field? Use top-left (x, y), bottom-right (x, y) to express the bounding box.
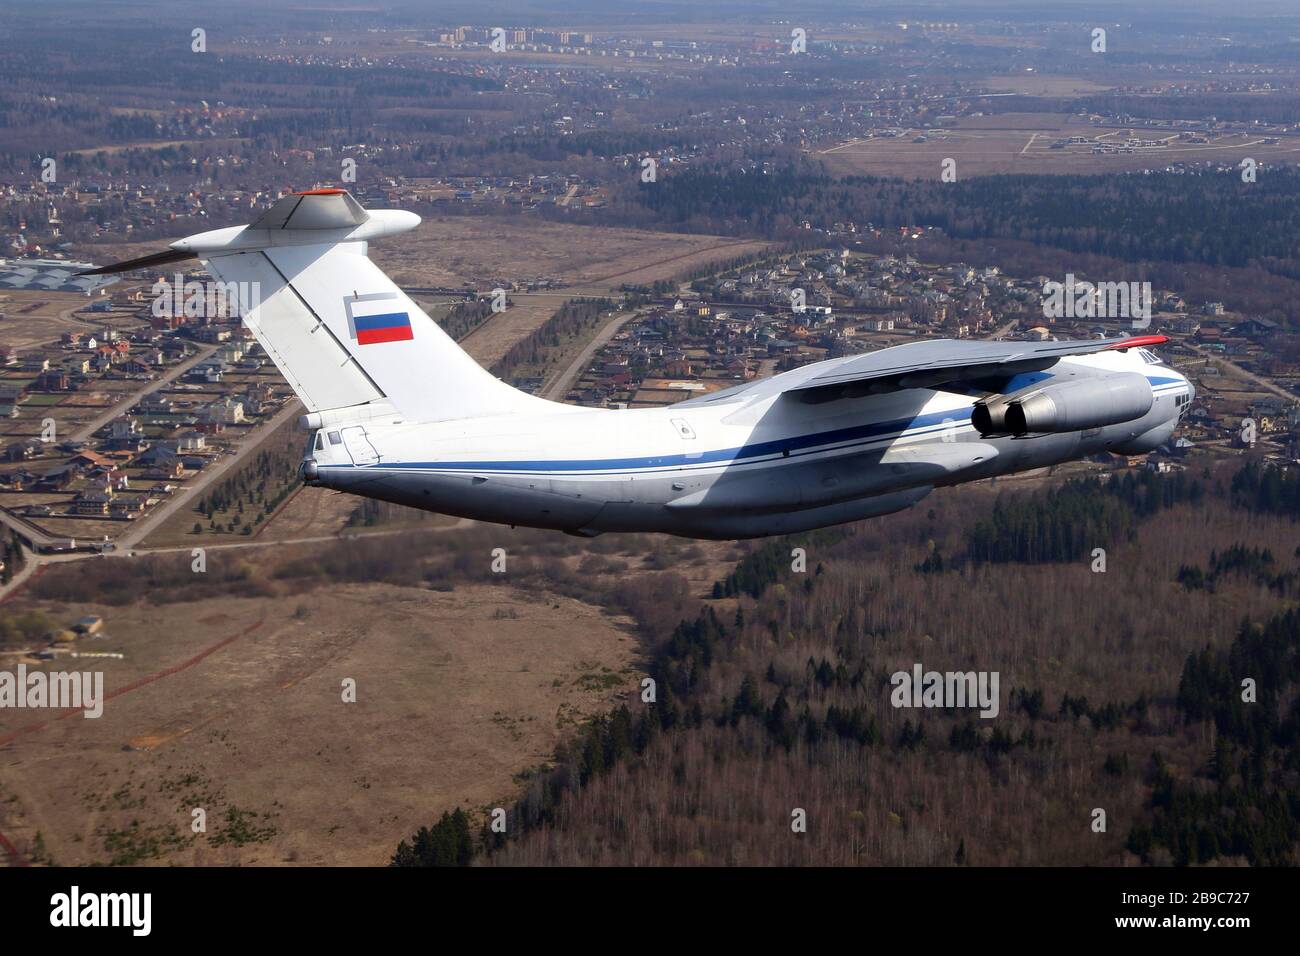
top-left (0, 291), bottom-right (105, 349)
top-left (80, 219), bottom-right (767, 299)
top-left (459, 296), bottom-right (570, 371)
top-left (974, 74), bottom-right (1115, 97)
top-left (0, 579), bottom-right (642, 865)
top-left (372, 217), bottom-right (768, 293)
top-left (0, 209), bottom-right (757, 867)
top-left (0, 521), bottom-right (741, 866)
top-left (818, 112), bottom-right (1300, 178)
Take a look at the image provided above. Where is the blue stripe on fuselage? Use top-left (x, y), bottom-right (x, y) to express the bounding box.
top-left (320, 375), bottom-right (1185, 477)
top-left (380, 408), bottom-right (969, 475)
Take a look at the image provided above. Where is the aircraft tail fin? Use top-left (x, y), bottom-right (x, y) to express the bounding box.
top-left (163, 190), bottom-right (553, 424)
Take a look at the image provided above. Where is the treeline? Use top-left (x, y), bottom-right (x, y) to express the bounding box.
top-left (192, 420), bottom-right (302, 536)
top-left (0, 609), bottom-right (53, 647)
top-left (434, 299), bottom-right (493, 342)
top-left (1177, 544), bottom-right (1297, 595)
top-left (1, 530), bottom-right (25, 585)
top-left (477, 131), bottom-right (697, 162)
top-left (345, 498), bottom-right (432, 529)
top-left (19, 518), bottom-right (709, 638)
top-left (472, 609), bottom-right (731, 861)
top-left (463, 460), bottom-right (1300, 865)
top-left (712, 527), bottom-right (841, 598)
top-left (964, 470), bottom-right (1203, 565)
top-left (1231, 460), bottom-right (1300, 519)
top-left (391, 810), bottom-right (474, 867)
top-left (1127, 608), bottom-right (1300, 866)
top-left (491, 298), bottom-right (614, 383)
top-left (27, 552), bottom-right (273, 606)
top-left (1075, 93), bottom-right (1300, 126)
top-left (624, 164), bottom-right (1300, 300)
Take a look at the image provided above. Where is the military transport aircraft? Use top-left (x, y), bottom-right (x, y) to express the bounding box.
top-left (84, 190), bottom-right (1193, 539)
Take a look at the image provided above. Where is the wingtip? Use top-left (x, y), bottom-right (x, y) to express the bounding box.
top-left (1104, 334), bottom-right (1169, 350)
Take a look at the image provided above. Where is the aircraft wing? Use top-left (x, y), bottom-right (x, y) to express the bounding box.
top-left (678, 334), bottom-right (1168, 406)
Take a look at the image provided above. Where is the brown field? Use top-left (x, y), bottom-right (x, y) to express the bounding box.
top-left (371, 217), bottom-right (767, 293)
top-left (818, 112), bottom-right (1300, 178)
top-left (0, 578), bottom-right (643, 865)
top-left (458, 296), bottom-right (569, 371)
top-left (0, 524), bottom-right (741, 866)
top-left (0, 291), bottom-right (106, 349)
top-left (975, 74), bottom-right (1114, 97)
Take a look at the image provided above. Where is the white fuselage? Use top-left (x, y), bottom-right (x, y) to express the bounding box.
top-left (304, 349), bottom-right (1192, 539)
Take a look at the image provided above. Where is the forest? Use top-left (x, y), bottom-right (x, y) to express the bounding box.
top-left (624, 164), bottom-right (1300, 278)
top-left (386, 459), bottom-right (1300, 865)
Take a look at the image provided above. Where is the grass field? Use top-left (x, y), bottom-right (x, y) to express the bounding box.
top-left (0, 578), bottom-right (643, 865)
top-left (817, 112), bottom-right (1300, 178)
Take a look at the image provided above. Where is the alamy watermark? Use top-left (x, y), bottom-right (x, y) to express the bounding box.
top-left (0, 665), bottom-right (104, 718)
top-left (50, 886), bottom-right (150, 936)
top-left (890, 663), bottom-right (999, 718)
top-left (151, 275), bottom-right (260, 320)
top-left (1043, 273), bottom-right (1151, 327)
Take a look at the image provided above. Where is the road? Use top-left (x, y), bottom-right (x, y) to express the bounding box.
top-left (0, 517), bottom-right (477, 603)
top-left (0, 342), bottom-right (217, 547)
top-left (0, 391), bottom-right (301, 555)
top-left (0, 544), bottom-right (92, 602)
top-left (0, 502), bottom-right (67, 551)
top-left (543, 310), bottom-right (641, 401)
top-left (131, 517), bottom-right (475, 556)
top-left (70, 344), bottom-right (217, 442)
top-left (111, 398), bottom-right (305, 550)
top-left (0, 235), bottom-right (768, 596)
top-left (1183, 342), bottom-right (1296, 402)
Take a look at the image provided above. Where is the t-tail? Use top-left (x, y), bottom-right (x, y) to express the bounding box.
top-left (82, 189), bottom-right (553, 429)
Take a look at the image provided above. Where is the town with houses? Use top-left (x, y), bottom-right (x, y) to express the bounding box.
top-left (0, 232), bottom-right (1296, 556)
top-left (553, 247), bottom-right (1300, 472)
top-left (0, 278), bottom-right (294, 549)
top-left (0, 230), bottom-right (1297, 556)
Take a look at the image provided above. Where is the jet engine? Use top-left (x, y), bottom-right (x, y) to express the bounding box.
top-left (973, 373), bottom-right (1153, 436)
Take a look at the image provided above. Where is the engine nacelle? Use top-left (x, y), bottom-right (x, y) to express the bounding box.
top-left (1005, 373), bottom-right (1153, 435)
top-left (975, 373), bottom-right (1153, 436)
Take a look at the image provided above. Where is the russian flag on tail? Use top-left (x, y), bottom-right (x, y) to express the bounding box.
top-left (354, 311), bottom-right (413, 345)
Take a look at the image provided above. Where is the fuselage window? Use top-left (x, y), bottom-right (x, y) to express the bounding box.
top-left (328, 430), bottom-right (342, 445)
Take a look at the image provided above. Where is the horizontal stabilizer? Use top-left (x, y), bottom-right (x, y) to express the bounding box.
top-left (77, 247), bottom-right (198, 277)
top-left (249, 189), bottom-right (370, 231)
